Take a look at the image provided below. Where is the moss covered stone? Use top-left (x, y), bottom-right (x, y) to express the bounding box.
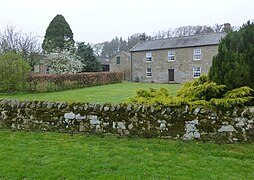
top-left (1, 100), bottom-right (254, 142)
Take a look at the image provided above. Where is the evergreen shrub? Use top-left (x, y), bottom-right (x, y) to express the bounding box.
top-left (128, 75), bottom-right (253, 109)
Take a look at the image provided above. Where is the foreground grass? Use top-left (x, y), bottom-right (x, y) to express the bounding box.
top-left (0, 81), bottom-right (181, 103)
top-left (0, 130), bottom-right (254, 179)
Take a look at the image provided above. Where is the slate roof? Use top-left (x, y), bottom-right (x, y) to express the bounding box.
top-left (130, 32), bottom-right (226, 52)
top-left (98, 58), bottom-right (110, 65)
top-left (121, 51), bottom-right (131, 58)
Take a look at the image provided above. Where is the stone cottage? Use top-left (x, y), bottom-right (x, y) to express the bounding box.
top-left (110, 51), bottom-right (131, 80)
top-left (130, 32), bottom-right (226, 84)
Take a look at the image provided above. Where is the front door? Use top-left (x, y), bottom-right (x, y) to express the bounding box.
top-left (168, 69), bottom-right (174, 82)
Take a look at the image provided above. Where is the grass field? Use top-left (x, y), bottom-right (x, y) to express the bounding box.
top-left (0, 130), bottom-right (253, 179)
top-left (0, 81), bottom-right (181, 103)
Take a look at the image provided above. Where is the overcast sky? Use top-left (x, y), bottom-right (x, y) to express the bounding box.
top-left (0, 0), bottom-right (253, 44)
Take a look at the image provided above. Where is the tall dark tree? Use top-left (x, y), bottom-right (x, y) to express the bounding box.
top-left (76, 42), bottom-right (101, 72)
top-left (209, 21), bottom-right (254, 90)
top-left (42, 14), bottom-right (74, 53)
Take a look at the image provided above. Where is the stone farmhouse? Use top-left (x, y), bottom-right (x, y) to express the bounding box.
top-left (110, 51), bottom-right (131, 80)
top-left (130, 32), bottom-right (226, 84)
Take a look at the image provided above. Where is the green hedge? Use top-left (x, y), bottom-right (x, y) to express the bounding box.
top-left (27, 72), bottom-right (123, 92)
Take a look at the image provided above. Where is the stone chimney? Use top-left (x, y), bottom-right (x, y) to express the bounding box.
top-left (139, 34), bottom-right (146, 42)
top-left (223, 23), bottom-right (231, 32)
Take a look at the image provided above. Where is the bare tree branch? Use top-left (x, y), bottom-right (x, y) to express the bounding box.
top-left (0, 24), bottom-right (41, 66)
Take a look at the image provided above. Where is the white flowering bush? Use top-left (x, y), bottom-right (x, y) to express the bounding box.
top-left (44, 50), bottom-right (84, 74)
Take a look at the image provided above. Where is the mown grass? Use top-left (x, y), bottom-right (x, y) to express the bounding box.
top-left (0, 130), bottom-right (253, 179)
top-left (0, 81), bottom-right (181, 103)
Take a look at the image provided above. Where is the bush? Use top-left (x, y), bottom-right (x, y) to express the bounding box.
top-left (127, 87), bottom-right (187, 108)
top-left (210, 86), bottom-right (254, 108)
top-left (177, 75), bottom-right (226, 101)
top-left (128, 75), bottom-right (254, 109)
top-left (0, 52), bottom-right (30, 92)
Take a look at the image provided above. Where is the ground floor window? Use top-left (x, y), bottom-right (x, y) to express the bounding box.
top-left (146, 68), bottom-right (152, 77)
top-left (193, 67), bottom-right (201, 78)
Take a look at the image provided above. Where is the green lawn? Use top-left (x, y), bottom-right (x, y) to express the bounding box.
top-left (0, 81), bottom-right (181, 103)
top-left (0, 130), bottom-right (253, 179)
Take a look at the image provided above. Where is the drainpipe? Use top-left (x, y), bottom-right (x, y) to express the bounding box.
top-left (130, 51), bottom-right (133, 82)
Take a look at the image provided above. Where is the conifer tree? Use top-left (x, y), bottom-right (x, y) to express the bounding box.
top-left (209, 21), bottom-right (254, 89)
top-left (76, 42), bottom-right (101, 72)
top-left (42, 14), bottom-right (74, 53)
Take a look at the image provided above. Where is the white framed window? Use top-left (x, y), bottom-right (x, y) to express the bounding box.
top-left (194, 48), bottom-right (201, 60)
top-left (145, 52), bottom-right (152, 62)
top-left (146, 68), bottom-right (152, 77)
top-left (168, 51), bottom-right (175, 61)
top-left (193, 67), bottom-right (201, 78)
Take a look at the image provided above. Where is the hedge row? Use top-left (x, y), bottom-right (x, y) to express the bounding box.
top-left (27, 72), bottom-right (123, 92)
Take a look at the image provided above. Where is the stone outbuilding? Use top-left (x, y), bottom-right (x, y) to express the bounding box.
top-left (98, 58), bottom-right (110, 72)
top-left (110, 51), bottom-right (131, 80)
top-left (130, 32), bottom-right (226, 84)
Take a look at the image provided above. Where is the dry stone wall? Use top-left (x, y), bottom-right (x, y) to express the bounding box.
top-left (0, 100), bottom-right (254, 143)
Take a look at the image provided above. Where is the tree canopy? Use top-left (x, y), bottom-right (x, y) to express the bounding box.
top-left (76, 42), bottom-right (101, 72)
top-left (42, 14), bottom-right (74, 53)
top-left (209, 21), bottom-right (254, 90)
top-left (44, 50), bottom-right (83, 74)
top-left (0, 52), bottom-right (30, 92)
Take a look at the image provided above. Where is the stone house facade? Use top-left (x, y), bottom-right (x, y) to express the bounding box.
top-left (110, 51), bottom-right (131, 80)
top-left (130, 33), bottom-right (226, 84)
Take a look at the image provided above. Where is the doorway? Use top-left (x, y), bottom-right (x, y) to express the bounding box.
top-left (168, 69), bottom-right (174, 82)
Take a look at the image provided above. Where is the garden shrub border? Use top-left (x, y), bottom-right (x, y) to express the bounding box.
top-left (27, 72), bottom-right (123, 92)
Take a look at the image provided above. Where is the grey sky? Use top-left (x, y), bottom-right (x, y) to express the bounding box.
top-left (0, 0), bottom-right (253, 44)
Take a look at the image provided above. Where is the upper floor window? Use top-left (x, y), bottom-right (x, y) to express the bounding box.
top-left (194, 48), bottom-right (201, 60)
top-left (168, 51), bottom-right (175, 61)
top-left (193, 67), bottom-right (201, 78)
top-left (116, 56), bottom-right (120, 64)
top-left (145, 52), bottom-right (152, 62)
top-left (146, 68), bottom-right (152, 77)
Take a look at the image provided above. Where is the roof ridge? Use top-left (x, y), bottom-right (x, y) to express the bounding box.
top-left (144, 32), bottom-right (226, 43)
top-left (130, 32), bottom-right (226, 52)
